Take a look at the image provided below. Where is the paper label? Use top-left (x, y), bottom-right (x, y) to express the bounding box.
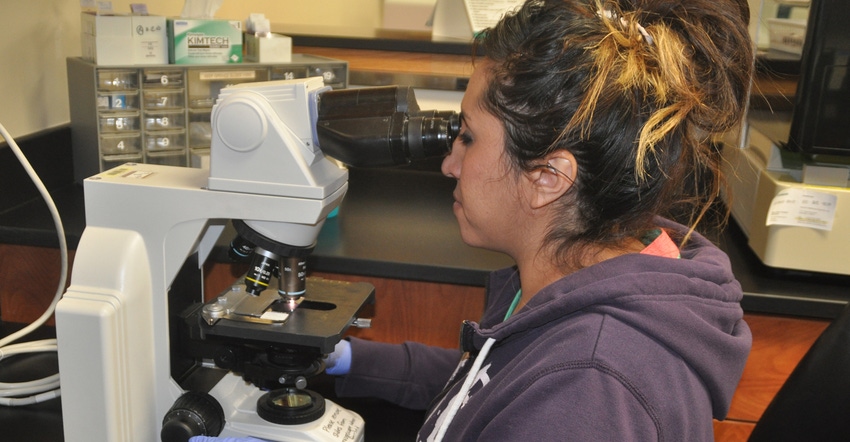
top-left (319, 406), bottom-right (363, 442)
top-left (765, 187), bottom-right (837, 231)
top-left (463, 0), bottom-right (524, 32)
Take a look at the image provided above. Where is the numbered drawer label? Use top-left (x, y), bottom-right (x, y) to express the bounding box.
top-left (143, 69), bottom-right (185, 88)
top-left (100, 133), bottom-right (142, 155)
top-left (97, 70), bottom-right (139, 90)
top-left (97, 91), bottom-right (140, 110)
top-left (99, 112), bottom-right (140, 133)
top-left (145, 110), bottom-right (186, 131)
top-left (143, 88), bottom-right (185, 109)
top-left (307, 65), bottom-right (347, 87)
top-left (270, 66), bottom-right (309, 81)
top-left (145, 129), bottom-right (186, 152)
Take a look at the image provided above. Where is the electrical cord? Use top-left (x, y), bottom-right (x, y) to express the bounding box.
top-left (0, 122), bottom-right (67, 406)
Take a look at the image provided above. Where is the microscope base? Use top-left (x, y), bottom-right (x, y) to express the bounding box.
top-left (210, 373), bottom-right (364, 441)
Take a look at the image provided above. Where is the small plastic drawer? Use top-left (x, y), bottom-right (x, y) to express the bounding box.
top-left (97, 70), bottom-right (139, 90)
top-left (143, 88), bottom-right (185, 109)
top-left (101, 153), bottom-right (142, 171)
top-left (142, 69), bottom-right (185, 88)
top-left (147, 151), bottom-right (188, 167)
top-left (188, 108), bottom-right (212, 149)
top-left (97, 91), bottom-right (140, 111)
top-left (99, 111), bottom-right (140, 133)
top-left (186, 67), bottom-right (269, 109)
top-left (188, 121), bottom-right (212, 149)
top-left (99, 132), bottom-right (142, 155)
top-left (144, 110), bottom-right (186, 131)
top-left (145, 129), bottom-right (186, 152)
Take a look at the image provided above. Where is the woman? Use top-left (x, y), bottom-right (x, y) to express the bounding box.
top-left (198, 0), bottom-right (754, 440)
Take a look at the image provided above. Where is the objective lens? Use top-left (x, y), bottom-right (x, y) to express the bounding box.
top-left (245, 248), bottom-right (279, 296)
top-left (279, 256), bottom-right (307, 297)
top-left (228, 236), bottom-right (255, 262)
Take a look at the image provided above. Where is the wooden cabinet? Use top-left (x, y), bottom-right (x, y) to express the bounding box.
top-left (717, 313), bottom-right (828, 440)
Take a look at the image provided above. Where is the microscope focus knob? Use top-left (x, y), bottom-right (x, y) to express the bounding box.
top-left (161, 391), bottom-right (225, 442)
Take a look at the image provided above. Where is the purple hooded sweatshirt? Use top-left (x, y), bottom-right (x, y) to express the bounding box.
top-left (335, 219), bottom-right (751, 441)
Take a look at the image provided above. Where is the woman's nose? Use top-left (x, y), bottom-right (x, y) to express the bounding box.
top-left (441, 141), bottom-right (462, 178)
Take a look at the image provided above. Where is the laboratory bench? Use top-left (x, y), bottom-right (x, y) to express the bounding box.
top-left (0, 44), bottom-right (846, 441)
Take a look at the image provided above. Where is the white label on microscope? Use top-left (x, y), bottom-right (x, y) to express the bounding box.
top-left (320, 405), bottom-right (364, 441)
top-left (766, 187), bottom-right (837, 231)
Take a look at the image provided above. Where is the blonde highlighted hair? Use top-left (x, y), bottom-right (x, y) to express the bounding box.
top-left (475, 0), bottom-right (753, 264)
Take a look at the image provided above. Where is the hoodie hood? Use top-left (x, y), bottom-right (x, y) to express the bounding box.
top-left (466, 219), bottom-right (750, 419)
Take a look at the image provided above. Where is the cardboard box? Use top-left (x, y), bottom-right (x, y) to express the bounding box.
top-left (244, 33), bottom-right (292, 63)
top-left (80, 12), bottom-right (168, 65)
top-left (168, 19), bottom-right (243, 64)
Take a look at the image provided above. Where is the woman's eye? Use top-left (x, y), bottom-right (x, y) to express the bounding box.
top-left (457, 131), bottom-right (473, 146)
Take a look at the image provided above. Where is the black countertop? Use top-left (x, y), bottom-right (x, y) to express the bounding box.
top-left (1, 166), bottom-right (849, 318)
top-left (271, 24), bottom-right (473, 56)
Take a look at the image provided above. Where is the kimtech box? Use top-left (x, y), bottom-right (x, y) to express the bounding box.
top-left (168, 19), bottom-right (243, 64)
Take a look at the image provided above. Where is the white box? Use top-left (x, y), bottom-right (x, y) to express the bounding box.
top-left (244, 33), bottom-right (292, 63)
top-left (80, 13), bottom-right (168, 65)
top-left (767, 18), bottom-right (807, 55)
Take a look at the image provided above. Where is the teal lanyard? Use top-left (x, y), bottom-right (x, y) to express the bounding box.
top-left (504, 289), bottom-right (522, 321)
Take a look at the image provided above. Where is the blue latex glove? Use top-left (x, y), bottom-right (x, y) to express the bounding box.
top-left (189, 437), bottom-right (267, 442)
top-left (324, 339), bottom-right (352, 376)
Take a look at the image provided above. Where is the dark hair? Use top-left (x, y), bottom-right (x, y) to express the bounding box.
top-left (474, 0), bottom-right (753, 265)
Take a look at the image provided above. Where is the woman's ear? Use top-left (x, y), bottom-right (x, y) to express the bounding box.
top-left (529, 151), bottom-right (577, 209)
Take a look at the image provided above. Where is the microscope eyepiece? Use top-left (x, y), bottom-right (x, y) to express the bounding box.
top-left (407, 111), bottom-right (460, 160)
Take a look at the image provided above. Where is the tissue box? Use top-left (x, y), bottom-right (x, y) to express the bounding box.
top-left (168, 19), bottom-right (243, 64)
top-left (81, 12), bottom-right (168, 65)
top-left (244, 33), bottom-right (292, 63)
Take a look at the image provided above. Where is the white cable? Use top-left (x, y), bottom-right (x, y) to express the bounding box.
top-left (433, 337), bottom-right (496, 442)
top-left (0, 122), bottom-right (68, 405)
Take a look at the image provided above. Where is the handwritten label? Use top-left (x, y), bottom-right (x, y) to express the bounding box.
top-left (766, 187), bottom-right (837, 231)
top-left (319, 406), bottom-right (363, 442)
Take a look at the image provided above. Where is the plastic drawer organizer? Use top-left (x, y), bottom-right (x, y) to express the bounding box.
top-left (67, 55), bottom-right (348, 183)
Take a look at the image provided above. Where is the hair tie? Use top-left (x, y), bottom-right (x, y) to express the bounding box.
top-left (598, 9), bottom-right (654, 46)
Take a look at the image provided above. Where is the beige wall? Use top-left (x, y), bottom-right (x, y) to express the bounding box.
top-left (0, 0), bottom-right (382, 140)
top-left (0, 0), bottom-right (772, 141)
top-left (0, 1), bottom-right (80, 140)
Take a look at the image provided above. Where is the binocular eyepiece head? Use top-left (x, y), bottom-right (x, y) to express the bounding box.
top-left (314, 86), bottom-right (459, 168)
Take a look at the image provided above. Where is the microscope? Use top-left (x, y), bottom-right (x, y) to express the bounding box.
top-left (54, 76), bottom-right (458, 441)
